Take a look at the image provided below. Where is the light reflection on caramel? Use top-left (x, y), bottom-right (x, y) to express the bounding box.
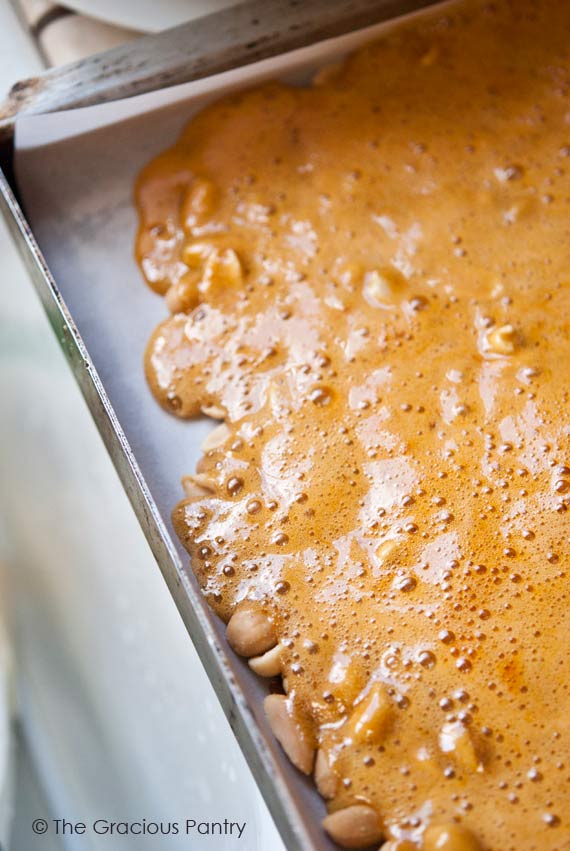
top-left (136, 0), bottom-right (570, 846)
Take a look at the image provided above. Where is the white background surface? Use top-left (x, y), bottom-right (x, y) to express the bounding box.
top-left (60, 0), bottom-right (239, 33)
top-left (0, 4), bottom-right (283, 849)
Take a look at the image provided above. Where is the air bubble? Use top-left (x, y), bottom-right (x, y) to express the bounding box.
top-left (309, 386), bottom-right (333, 406)
top-left (227, 476), bottom-right (244, 495)
top-left (395, 575), bottom-right (417, 592)
top-left (418, 650), bottom-right (436, 669)
top-left (439, 630), bottom-right (455, 644)
top-left (166, 393), bottom-right (182, 411)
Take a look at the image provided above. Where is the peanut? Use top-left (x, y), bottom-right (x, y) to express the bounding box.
top-left (248, 643), bottom-right (282, 677)
top-left (181, 474), bottom-right (215, 499)
top-left (423, 823), bottom-right (481, 851)
top-left (182, 241), bottom-right (214, 268)
top-left (201, 248), bottom-right (243, 293)
top-left (264, 694), bottom-right (314, 775)
top-left (327, 654), bottom-right (366, 710)
top-left (322, 804), bottom-right (383, 849)
top-left (201, 423), bottom-right (230, 453)
top-left (181, 178), bottom-right (215, 232)
top-left (314, 748), bottom-right (338, 799)
top-left (165, 274), bottom-right (198, 314)
top-left (363, 267), bottom-right (405, 306)
top-left (347, 682), bottom-right (392, 745)
top-left (486, 323), bottom-right (517, 355)
top-left (201, 404), bottom-right (225, 420)
top-left (195, 455), bottom-right (210, 474)
top-left (439, 721), bottom-right (482, 773)
top-left (376, 539), bottom-right (399, 564)
top-left (226, 604), bottom-right (276, 658)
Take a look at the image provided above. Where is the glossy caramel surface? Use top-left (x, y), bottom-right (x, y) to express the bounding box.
top-left (135, 1), bottom-right (570, 847)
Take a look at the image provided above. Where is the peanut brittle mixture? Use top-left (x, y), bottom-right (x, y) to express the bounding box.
top-left (135, 1), bottom-right (570, 848)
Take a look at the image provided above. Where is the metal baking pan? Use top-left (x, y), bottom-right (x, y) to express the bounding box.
top-left (0, 2), bottom-right (442, 848)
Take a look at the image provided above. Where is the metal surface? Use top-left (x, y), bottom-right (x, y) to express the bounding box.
top-left (0, 0), bottom-right (439, 141)
top-left (0, 2), bottom-right (444, 849)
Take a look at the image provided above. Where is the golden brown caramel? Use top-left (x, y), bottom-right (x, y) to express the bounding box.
top-left (135, 1), bottom-right (570, 847)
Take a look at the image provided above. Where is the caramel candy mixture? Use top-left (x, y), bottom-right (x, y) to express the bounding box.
top-left (135, 1), bottom-right (570, 847)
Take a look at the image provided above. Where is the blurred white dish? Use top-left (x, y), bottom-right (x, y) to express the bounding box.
top-left (60, 0), bottom-right (240, 34)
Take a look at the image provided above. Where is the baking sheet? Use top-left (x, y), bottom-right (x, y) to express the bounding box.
top-left (13, 9), bottom-right (444, 849)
